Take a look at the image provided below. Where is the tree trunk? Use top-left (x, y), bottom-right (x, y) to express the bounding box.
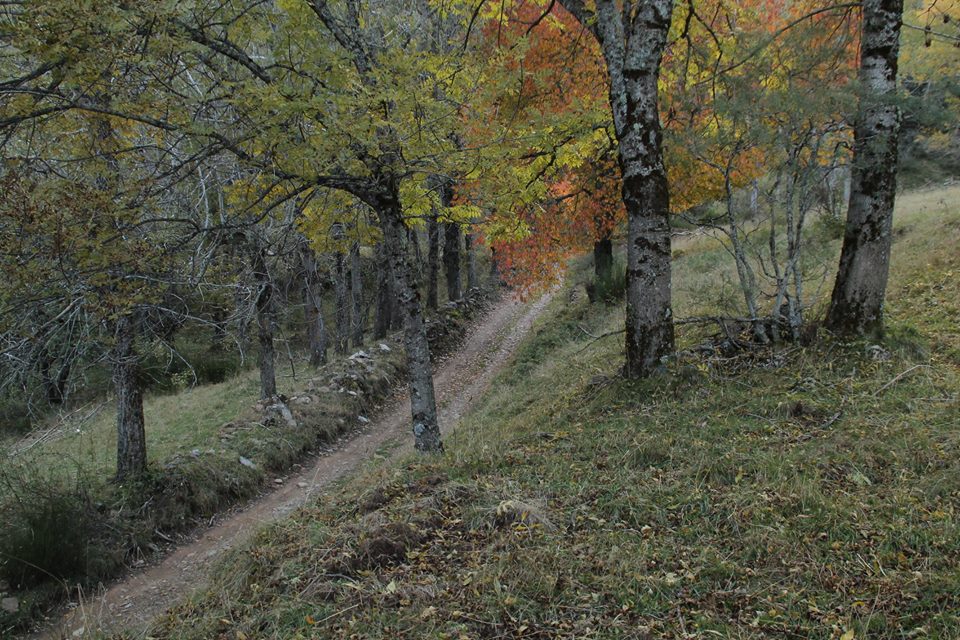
top-left (300, 242), bottom-right (328, 366)
top-left (257, 299), bottom-right (277, 400)
top-left (304, 284), bottom-right (329, 367)
top-left (443, 222), bottom-right (462, 302)
top-left (334, 250), bottom-right (350, 354)
top-left (724, 173), bottom-right (766, 343)
top-left (379, 195), bottom-right (442, 453)
top-left (209, 307), bottom-right (228, 354)
top-left (373, 241), bottom-right (392, 340)
top-left (410, 227), bottom-right (424, 284)
top-left (465, 232), bottom-right (479, 291)
top-left (389, 277), bottom-right (404, 331)
top-left (619, 9), bottom-right (675, 377)
top-left (593, 235), bottom-right (613, 283)
top-left (620, 162), bottom-right (674, 378)
top-left (825, 0), bottom-right (903, 337)
top-left (251, 244), bottom-right (277, 399)
top-left (559, 0), bottom-right (675, 377)
top-left (38, 347), bottom-right (70, 405)
top-left (427, 215), bottom-right (440, 309)
top-left (114, 313), bottom-right (146, 482)
top-left (350, 241), bottom-right (363, 347)
top-left (490, 245), bottom-right (501, 284)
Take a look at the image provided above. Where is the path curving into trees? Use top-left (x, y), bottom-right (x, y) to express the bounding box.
top-left (35, 290), bottom-right (555, 640)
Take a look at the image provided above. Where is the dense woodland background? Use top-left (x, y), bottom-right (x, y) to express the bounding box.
top-left (0, 0), bottom-right (958, 637)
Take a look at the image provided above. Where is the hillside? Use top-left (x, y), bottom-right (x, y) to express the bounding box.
top-left (118, 184), bottom-right (960, 639)
top-left (1, 0), bottom-right (958, 637)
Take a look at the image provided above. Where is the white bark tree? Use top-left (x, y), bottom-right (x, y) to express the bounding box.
top-left (826, 0), bottom-right (904, 336)
top-left (558, 0), bottom-right (676, 377)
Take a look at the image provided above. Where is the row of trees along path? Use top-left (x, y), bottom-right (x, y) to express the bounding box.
top-left (0, 0), bottom-right (933, 492)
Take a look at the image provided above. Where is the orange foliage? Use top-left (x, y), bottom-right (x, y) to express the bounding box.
top-left (489, 151), bottom-right (625, 295)
top-left (472, 0), bottom-right (861, 294)
top-left (468, 2), bottom-right (624, 294)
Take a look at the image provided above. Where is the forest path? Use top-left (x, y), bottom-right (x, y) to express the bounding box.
top-left (37, 290), bottom-right (554, 640)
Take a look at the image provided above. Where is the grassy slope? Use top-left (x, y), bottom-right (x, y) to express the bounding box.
top-left (5, 362), bottom-right (274, 482)
top-left (0, 289), bottom-right (495, 634)
top-left (141, 185), bottom-right (959, 640)
top-left (1, 249), bottom-right (487, 479)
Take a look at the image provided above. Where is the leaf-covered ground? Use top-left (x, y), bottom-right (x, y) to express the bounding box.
top-left (139, 186), bottom-right (960, 639)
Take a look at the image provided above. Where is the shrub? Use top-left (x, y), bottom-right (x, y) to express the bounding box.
top-left (0, 288), bottom-right (495, 633)
top-left (139, 338), bottom-right (244, 393)
top-left (0, 396), bottom-right (32, 436)
top-left (0, 465), bottom-right (119, 590)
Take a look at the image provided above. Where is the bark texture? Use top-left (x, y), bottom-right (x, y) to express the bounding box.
top-left (826, 0), bottom-right (903, 337)
top-left (560, 0), bottom-right (676, 377)
top-left (114, 313), bottom-right (146, 482)
top-left (389, 278), bottom-right (404, 331)
top-left (379, 196), bottom-right (442, 453)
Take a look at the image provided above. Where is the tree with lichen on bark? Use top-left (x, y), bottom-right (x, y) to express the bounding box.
top-left (826, 0), bottom-right (905, 337)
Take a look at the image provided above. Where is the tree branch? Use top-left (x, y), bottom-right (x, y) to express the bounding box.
top-left (306, 0), bottom-right (371, 75)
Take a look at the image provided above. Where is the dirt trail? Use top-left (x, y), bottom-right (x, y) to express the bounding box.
top-left (37, 291), bottom-right (553, 640)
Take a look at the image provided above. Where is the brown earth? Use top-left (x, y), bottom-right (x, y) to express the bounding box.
top-left (35, 290), bottom-right (554, 640)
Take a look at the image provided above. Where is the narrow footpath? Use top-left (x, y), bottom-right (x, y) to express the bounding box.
top-left (38, 291), bottom-right (554, 640)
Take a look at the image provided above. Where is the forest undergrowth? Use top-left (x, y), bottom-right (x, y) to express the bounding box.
top-left (131, 184), bottom-right (960, 639)
top-left (0, 292), bottom-right (493, 634)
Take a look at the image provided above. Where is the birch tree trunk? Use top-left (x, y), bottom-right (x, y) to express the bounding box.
top-left (379, 196), bottom-right (442, 453)
top-left (559, 0), bottom-right (676, 377)
top-left (826, 0), bottom-right (903, 337)
top-left (114, 312), bottom-right (147, 482)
